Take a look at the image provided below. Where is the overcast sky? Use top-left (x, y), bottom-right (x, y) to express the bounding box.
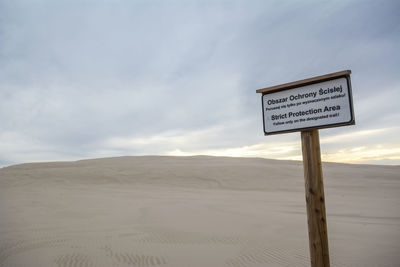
top-left (1, 0), bottom-right (399, 167)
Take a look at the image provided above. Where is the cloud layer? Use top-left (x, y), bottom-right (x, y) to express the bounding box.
top-left (1, 0), bottom-right (400, 166)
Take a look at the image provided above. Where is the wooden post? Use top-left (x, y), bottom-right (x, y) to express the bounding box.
top-left (301, 129), bottom-right (330, 267)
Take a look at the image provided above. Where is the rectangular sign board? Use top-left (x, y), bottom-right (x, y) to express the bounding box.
top-left (259, 71), bottom-right (355, 135)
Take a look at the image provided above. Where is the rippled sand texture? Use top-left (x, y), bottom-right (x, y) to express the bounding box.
top-left (0, 156), bottom-right (399, 267)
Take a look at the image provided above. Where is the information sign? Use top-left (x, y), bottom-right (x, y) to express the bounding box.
top-left (260, 73), bottom-right (354, 135)
top-left (256, 70), bottom-right (356, 267)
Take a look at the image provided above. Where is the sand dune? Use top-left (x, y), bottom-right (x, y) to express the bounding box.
top-left (0, 156), bottom-right (399, 267)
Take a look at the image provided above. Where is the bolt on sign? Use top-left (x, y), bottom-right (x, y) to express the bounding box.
top-left (256, 70), bottom-right (355, 267)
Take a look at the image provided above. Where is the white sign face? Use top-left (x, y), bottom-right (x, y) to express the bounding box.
top-left (262, 77), bottom-right (354, 134)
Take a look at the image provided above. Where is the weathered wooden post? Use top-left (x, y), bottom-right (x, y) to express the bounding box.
top-left (256, 70), bottom-right (355, 267)
top-left (301, 129), bottom-right (329, 266)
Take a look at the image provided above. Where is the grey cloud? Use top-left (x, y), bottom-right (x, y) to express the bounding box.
top-left (0, 0), bottom-right (399, 166)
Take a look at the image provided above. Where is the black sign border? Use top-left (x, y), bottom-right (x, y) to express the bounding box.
top-left (261, 74), bottom-right (355, 135)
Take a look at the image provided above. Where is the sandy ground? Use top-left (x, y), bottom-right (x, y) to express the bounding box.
top-left (0, 156), bottom-right (399, 267)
